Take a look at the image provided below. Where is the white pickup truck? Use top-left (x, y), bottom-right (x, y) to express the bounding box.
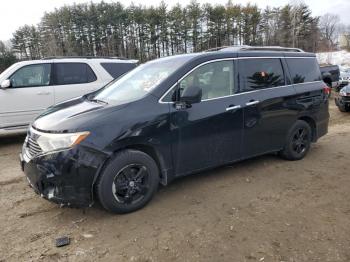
top-left (0, 57), bottom-right (137, 135)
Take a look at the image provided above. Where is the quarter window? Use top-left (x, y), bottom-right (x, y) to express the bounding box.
top-left (10, 64), bottom-right (51, 88)
top-left (179, 60), bottom-right (234, 100)
top-left (239, 58), bottom-right (285, 91)
top-left (286, 58), bottom-right (321, 84)
top-left (53, 63), bottom-right (97, 85)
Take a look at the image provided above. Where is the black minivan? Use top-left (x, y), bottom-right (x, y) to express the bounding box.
top-left (20, 46), bottom-right (330, 213)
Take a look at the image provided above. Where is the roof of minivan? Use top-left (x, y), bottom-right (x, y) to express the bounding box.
top-left (154, 49), bottom-right (316, 64)
top-left (203, 49), bottom-right (316, 58)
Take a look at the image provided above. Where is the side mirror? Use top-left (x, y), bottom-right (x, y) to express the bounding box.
top-left (179, 85), bottom-right (202, 105)
top-left (0, 79), bottom-right (11, 89)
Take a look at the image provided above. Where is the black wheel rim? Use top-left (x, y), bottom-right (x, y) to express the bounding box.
top-left (291, 127), bottom-right (309, 155)
top-left (112, 164), bottom-right (149, 205)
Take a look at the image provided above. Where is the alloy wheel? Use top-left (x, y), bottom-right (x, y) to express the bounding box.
top-left (112, 164), bottom-right (149, 205)
top-left (291, 128), bottom-right (309, 155)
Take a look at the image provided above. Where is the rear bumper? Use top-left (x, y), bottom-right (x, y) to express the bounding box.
top-left (315, 117), bottom-right (329, 140)
top-left (20, 146), bottom-right (107, 207)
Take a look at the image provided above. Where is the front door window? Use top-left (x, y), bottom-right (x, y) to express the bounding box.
top-left (179, 60), bottom-right (235, 100)
top-left (10, 64), bottom-right (51, 88)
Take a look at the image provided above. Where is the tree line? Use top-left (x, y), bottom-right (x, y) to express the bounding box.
top-left (0, 0), bottom-right (345, 73)
top-left (8, 0), bottom-right (324, 61)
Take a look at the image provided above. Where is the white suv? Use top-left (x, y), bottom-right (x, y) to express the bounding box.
top-left (0, 57), bottom-right (137, 135)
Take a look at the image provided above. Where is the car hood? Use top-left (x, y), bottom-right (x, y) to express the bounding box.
top-left (340, 71), bottom-right (350, 76)
top-left (33, 97), bottom-right (128, 133)
top-left (341, 85), bottom-right (350, 93)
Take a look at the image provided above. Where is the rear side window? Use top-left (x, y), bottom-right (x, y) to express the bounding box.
top-left (286, 58), bottom-right (321, 84)
top-left (100, 63), bottom-right (137, 79)
top-left (53, 63), bottom-right (97, 85)
top-left (239, 58), bottom-right (285, 91)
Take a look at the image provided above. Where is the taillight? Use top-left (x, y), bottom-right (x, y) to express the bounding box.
top-left (323, 86), bottom-right (331, 96)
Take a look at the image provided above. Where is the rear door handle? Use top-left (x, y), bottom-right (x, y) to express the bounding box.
top-left (226, 105), bottom-right (241, 111)
top-left (246, 100), bottom-right (259, 106)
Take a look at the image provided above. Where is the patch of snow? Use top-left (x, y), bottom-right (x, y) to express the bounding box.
top-left (316, 51), bottom-right (350, 70)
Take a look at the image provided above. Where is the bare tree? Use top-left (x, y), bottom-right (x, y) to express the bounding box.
top-left (337, 24), bottom-right (350, 50)
top-left (319, 13), bottom-right (340, 51)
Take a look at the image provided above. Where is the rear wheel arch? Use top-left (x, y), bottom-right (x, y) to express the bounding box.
top-left (280, 119), bottom-right (312, 160)
top-left (298, 116), bottom-right (316, 142)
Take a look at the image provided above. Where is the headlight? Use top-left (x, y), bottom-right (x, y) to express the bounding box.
top-left (35, 130), bottom-right (90, 152)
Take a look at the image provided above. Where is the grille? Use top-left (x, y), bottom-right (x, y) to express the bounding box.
top-left (26, 136), bottom-right (43, 157)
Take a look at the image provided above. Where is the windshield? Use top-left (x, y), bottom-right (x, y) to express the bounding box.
top-left (93, 55), bottom-right (194, 104)
top-left (0, 63), bottom-right (18, 80)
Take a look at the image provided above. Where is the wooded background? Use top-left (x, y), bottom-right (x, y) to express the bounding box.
top-left (0, 0), bottom-right (346, 72)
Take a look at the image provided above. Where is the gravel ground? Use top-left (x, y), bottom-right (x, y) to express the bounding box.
top-left (0, 101), bottom-right (350, 262)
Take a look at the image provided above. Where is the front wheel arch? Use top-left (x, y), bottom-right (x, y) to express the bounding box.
top-left (95, 149), bottom-right (160, 213)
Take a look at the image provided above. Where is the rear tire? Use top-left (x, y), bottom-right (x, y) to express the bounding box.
top-left (338, 104), bottom-right (350, 112)
top-left (96, 149), bottom-right (159, 214)
top-left (280, 120), bottom-right (312, 161)
top-left (338, 105), bottom-right (346, 112)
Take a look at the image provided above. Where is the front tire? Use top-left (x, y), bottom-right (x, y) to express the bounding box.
top-left (97, 149), bottom-right (160, 214)
top-left (280, 120), bottom-right (312, 161)
top-left (337, 104), bottom-right (350, 112)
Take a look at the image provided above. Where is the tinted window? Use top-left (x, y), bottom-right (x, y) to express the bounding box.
top-left (10, 64), bottom-right (51, 88)
top-left (100, 63), bottom-right (137, 78)
top-left (239, 58), bottom-right (285, 91)
top-left (286, 58), bottom-right (321, 84)
top-left (179, 60), bottom-right (234, 100)
top-left (54, 63), bottom-right (97, 85)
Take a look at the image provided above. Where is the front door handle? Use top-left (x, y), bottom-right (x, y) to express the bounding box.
top-left (37, 91), bottom-right (51, 95)
top-left (226, 105), bottom-right (241, 111)
top-left (246, 100), bottom-right (259, 106)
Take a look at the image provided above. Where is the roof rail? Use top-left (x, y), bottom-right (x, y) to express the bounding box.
top-left (205, 46), bottom-right (234, 52)
top-left (240, 46), bottom-right (304, 52)
top-left (206, 45), bottom-right (304, 53)
top-left (41, 56), bottom-right (133, 60)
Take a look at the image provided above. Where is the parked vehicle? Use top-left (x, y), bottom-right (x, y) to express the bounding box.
top-left (339, 70), bottom-right (350, 90)
top-left (335, 84), bottom-right (350, 112)
top-left (320, 64), bottom-right (340, 90)
top-left (20, 46), bottom-right (330, 213)
top-left (0, 57), bottom-right (137, 135)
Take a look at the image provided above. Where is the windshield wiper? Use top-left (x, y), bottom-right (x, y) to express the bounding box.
top-left (87, 97), bottom-right (108, 105)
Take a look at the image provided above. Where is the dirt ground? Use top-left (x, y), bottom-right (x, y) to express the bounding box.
top-left (1, 100), bottom-right (350, 262)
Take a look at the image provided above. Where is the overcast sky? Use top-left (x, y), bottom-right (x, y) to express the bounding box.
top-left (1, 0), bottom-right (349, 41)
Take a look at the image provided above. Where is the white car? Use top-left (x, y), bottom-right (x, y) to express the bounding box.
top-left (339, 71), bottom-right (350, 89)
top-left (0, 57), bottom-right (137, 135)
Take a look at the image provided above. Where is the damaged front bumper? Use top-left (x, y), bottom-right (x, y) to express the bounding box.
top-left (20, 145), bottom-right (107, 208)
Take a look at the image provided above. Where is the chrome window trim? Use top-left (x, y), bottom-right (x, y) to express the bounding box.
top-left (187, 82), bottom-right (322, 103)
top-left (158, 56), bottom-right (319, 104)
